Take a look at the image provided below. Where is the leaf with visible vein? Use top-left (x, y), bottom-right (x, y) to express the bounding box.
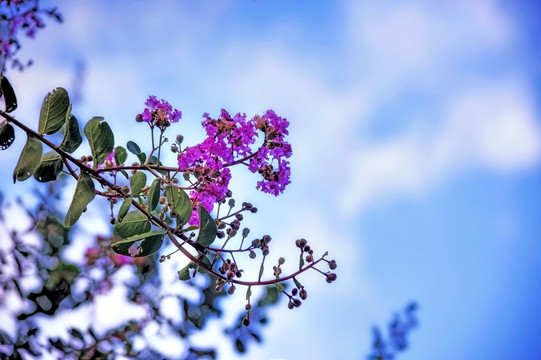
top-left (113, 210), bottom-right (150, 239)
top-left (33, 151), bottom-right (63, 182)
top-left (84, 116), bottom-right (114, 169)
top-left (195, 205), bottom-right (217, 247)
top-left (38, 87), bottom-right (69, 135)
top-left (117, 197), bottom-right (132, 222)
top-left (130, 172), bottom-right (146, 196)
top-left (13, 135), bottom-right (42, 183)
top-left (64, 173), bottom-right (95, 227)
top-left (147, 178), bottom-right (161, 212)
top-left (59, 105), bottom-right (82, 153)
top-left (111, 230), bottom-right (164, 257)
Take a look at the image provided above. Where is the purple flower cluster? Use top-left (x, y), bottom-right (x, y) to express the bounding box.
top-left (177, 109), bottom-right (291, 224)
top-left (248, 110), bottom-right (292, 196)
top-left (138, 96), bottom-right (182, 129)
top-left (0, 1), bottom-right (61, 70)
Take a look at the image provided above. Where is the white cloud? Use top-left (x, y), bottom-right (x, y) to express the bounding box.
top-left (341, 79), bottom-right (541, 214)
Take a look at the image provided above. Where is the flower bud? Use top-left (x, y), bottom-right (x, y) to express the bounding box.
top-left (228, 285), bottom-right (236, 295)
top-left (278, 257), bottom-right (285, 265)
top-left (326, 273), bottom-right (337, 283)
top-left (242, 228), bottom-right (250, 237)
top-left (295, 239), bottom-right (307, 249)
top-left (249, 250), bottom-right (256, 259)
top-left (135, 114), bottom-right (144, 122)
top-left (329, 260), bottom-right (337, 270)
top-left (250, 207), bottom-right (258, 213)
top-left (299, 289), bottom-right (307, 300)
top-left (242, 317), bottom-right (251, 326)
top-left (288, 301), bottom-right (295, 309)
top-left (176, 134), bottom-right (184, 143)
top-left (292, 288), bottom-right (298, 296)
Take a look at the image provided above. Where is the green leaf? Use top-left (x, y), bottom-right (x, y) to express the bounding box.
top-left (119, 169), bottom-right (129, 180)
top-left (0, 121), bottom-right (15, 150)
top-left (118, 197), bottom-right (132, 222)
top-left (196, 256), bottom-right (212, 274)
top-left (1, 76), bottom-right (17, 113)
top-left (257, 286), bottom-right (280, 307)
top-left (195, 205), bottom-right (216, 248)
top-left (84, 116), bottom-right (114, 169)
top-left (258, 262), bottom-right (264, 282)
top-left (177, 263), bottom-right (192, 281)
top-left (33, 151), bottom-right (63, 182)
top-left (13, 135), bottom-right (42, 183)
top-left (137, 152), bottom-right (146, 164)
top-left (114, 146), bottom-right (127, 165)
top-left (64, 173), bottom-right (95, 227)
top-left (165, 186), bottom-right (192, 228)
top-left (293, 277), bottom-right (303, 289)
top-left (130, 171), bottom-right (146, 196)
top-left (127, 140), bottom-right (146, 164)
top-left (147, 178), bottom-right (161, 212)
top-left (126, 140), bottom-right (141, 155)
top-left (148, 156), bottom-right (167, 175)
top-left (113, 210), bottom-right (150, 239)
top-left (111, 230), bottom-right (164, 257)
top-left (275, 283), bottom-right (285, 293)
top-left (148, 156), bottom-right (158, 165)
top-left (38, 87), bottom-right (69, 135)
top-left (246, 286), bottom-right (252, 301)
top-left (59, 106), bottom-right (82, 153)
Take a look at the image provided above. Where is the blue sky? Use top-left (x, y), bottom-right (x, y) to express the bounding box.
top-left (2, 0), bottom-right (541, 359)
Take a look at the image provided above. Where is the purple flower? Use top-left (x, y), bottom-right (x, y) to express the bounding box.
top-left (138, 96), bottom-right (182, 129)
top-left (177, 108), bottom-right (292, 217)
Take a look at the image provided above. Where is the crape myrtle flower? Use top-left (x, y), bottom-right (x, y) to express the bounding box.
top-left (137, 95), bottom-right (181, 129)
top-left (249, 110), bottom-right (292, 196)
top-left (176, 108), bottom-right (292, 224)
